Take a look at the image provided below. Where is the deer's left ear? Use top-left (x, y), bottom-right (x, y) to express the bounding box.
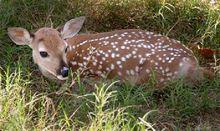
top-left (60, 16), bottom-right (86, 39)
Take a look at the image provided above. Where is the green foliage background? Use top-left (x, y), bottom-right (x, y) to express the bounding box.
top-left (0, 0), bottom-right (220, 130)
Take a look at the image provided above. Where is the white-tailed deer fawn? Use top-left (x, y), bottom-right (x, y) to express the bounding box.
top-left (8, 16), bottom-right (213, 87)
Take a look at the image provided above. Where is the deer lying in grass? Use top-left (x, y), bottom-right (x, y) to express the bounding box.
top-left (7, 16), bottom-right (213, 87)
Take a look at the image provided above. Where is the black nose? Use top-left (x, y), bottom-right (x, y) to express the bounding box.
top-left (61, 67), bottom-right (69, 77)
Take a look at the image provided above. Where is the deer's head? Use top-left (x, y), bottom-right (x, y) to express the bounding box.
top-left (8, 16), bottom-right (85, 81)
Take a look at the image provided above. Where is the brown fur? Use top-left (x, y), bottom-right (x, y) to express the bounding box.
top-left (8, 17), bottom-right (214, 87)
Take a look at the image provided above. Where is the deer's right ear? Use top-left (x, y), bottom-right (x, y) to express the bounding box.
top-left (7, 27), bottom-right (33, 46)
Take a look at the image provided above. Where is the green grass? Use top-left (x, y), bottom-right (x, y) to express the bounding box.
top-left (1, 0), bottom-right (220, 130)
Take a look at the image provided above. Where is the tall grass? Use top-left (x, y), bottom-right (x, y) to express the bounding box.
top-left (0, 67), bottom-right (157, 130)
top-left (0, 0), bottom-right (220, 130)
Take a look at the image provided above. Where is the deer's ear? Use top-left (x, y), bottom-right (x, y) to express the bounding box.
top-left (60, 16), bottom-right (85, 39)
top-left (7, 27), bottom-right (33, 46)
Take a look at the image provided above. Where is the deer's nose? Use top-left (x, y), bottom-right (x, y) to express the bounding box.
top-left (61, 67), bottom-right (69, 77)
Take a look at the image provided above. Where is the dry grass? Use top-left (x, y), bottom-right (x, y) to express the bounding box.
top-left (0, 0), bottom-right (220, 130)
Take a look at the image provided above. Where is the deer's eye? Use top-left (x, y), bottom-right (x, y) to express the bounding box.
top-left (64, 46), bottom-right (69, 53)
top-left (40, 51), bottom-right (48, 58)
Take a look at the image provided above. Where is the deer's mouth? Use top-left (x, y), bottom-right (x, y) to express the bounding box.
top-left (39, 66), bottom-right (69, 81)
top-left (57, 75), bottom-right (68, 80)
top-left (57, 66), bottom-right (69, 80)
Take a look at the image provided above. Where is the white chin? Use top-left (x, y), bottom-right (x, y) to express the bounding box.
top-left (57, 75), bottom-right (68, 81)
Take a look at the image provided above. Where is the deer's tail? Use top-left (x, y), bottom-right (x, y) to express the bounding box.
top-left (200, 67), bottom-right (215, 80)
top-left (187, 66), bottom-right (215, 86)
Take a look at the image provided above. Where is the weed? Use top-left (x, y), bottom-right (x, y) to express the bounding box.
top-left (1, 0), bottom-right (220, 130)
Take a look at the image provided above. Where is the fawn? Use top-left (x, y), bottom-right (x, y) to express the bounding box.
top-left (7, 16), bottom-right (213, 87)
